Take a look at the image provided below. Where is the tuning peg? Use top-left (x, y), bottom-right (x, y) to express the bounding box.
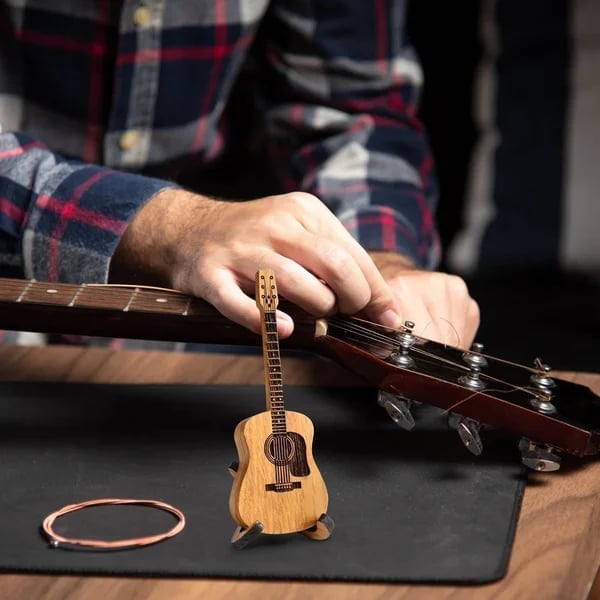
top-left (448, 413), bottom-right (483, 455)
top-left (459, 342), bottom-right (487, 390)
top-left (530, 359), bottom-right (557, 414)
top-left (377, 390), bottom-right (415, 430)
top-left (518, 438), bottom-right (561, 472)
top-left (388, 321), bottom-right (416, 367)
top-left (531, 358), bottom-right (556, 389)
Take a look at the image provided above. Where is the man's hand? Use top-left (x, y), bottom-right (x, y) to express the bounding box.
top-left (110, 189), bottom-right (401, 338)
top-left (369, 251), bottom-right (480, 349)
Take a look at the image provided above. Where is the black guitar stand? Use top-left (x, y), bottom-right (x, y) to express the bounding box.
top-left (228, 461), bottom-right (334, 549)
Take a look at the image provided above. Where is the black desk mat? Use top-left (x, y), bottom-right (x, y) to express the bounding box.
top-left (0, 382), bottom-right (526, 583)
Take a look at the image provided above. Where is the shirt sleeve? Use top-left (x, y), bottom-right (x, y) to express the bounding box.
top-left (258, 0), bottom-right (440, 269)
top-left (0, 130), bottom-right (177, 283)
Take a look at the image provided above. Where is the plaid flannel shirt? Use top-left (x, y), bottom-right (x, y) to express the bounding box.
top-left (0, 0), bottom-right (439, 289)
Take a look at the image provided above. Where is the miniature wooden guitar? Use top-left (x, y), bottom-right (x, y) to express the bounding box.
top-left (0, 277), bottom-right (598, 472)
top-left (228, 269), bottom-right (332, 547)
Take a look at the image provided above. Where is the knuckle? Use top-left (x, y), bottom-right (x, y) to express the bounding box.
top-left (283, 192), bottom-right (324, 226)
top-left (321, 244), bottom-right (354, 279)
top-left (445, 274), bottom-right (469, 296)
top-left (468, 298), bottom-right (481, 325)
top-left (204, 282), bottom-right (231, 310)
top-left (286, 191), bottom-right (320, 209)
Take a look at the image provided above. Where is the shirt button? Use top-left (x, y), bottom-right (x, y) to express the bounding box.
top-left (119, 130), bottom-right (139, 151)
top-left (132, 5), bottom-right (152, 27)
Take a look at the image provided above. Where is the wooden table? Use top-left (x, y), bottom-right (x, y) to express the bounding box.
top-left (0, 345), bottom-right (598, 600)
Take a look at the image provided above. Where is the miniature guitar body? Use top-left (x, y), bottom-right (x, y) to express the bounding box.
top-left (230, 410), bottom-right (328, 534)
top-left (228, 269), bottom-right (332, 546)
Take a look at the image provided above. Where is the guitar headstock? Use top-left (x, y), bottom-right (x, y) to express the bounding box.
top-left (255, 269), bottom-right (279, 314)
top-left (318, 317), bottom-right (600, 471)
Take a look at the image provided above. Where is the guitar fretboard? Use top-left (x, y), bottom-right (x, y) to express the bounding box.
top-left (0, 279), bottom-right (199, 316)
top-left (264, 310), bottom-right (286, 434)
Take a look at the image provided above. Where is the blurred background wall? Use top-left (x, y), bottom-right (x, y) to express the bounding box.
top-left (407, 0), bottom-right (600, 371)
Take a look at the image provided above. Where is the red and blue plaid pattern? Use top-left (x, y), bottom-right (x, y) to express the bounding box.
top-left (0, 0), bottom-right (439, 287)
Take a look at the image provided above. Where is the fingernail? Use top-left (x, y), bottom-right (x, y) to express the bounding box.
top-left (376, 309), bottom-right (401, 328)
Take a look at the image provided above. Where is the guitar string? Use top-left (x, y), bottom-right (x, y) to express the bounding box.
top-left (21, 281), bottom-right (552, 419)
top-left (42, 498), bottom-right (185, 550)
top-left (328, 317), bottom-right (474, 371)
top-left (20, 282), bottom-right (558, 423)
top-left (22, 281), bottom-right (545, 388)
top-left (327, 317), bottom-right (543, 400)
top-left (388, 381), bottom-right (532, 418)
top-left (327, 315), bottom-right (543, 380)
top-left (443, 385), bottom-right (531, 416)
top-left (327, 314), bottom-right (546, 375)
top-left (17, 278), bottom-right (536, 374)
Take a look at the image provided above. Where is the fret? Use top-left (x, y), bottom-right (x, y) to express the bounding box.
top-left (66, 285), bottom-right (194, 314)
top-left (21, 281), bottom-right (81, 306)
top-left (15, 280), bottom-right (35, 302)
top-left (127, 289), bottom-right (192, 315)
top-left (123, 288), bottom-right (139, 312)
top-left (182, 296), bottom-right (192, 316)
top-left (68, 284), bottom-right (86, 307)
top-left (74, 286), bottom-right (132, 311)
top-left (0, 280), bottom-right (201, 315)
top-left (0, 279), bottom-right (33, 302)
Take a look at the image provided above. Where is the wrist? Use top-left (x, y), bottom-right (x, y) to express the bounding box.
top-left (368, 250), bottom-right (417, 278)
top-left (109, 188), bottom-right (217, 289)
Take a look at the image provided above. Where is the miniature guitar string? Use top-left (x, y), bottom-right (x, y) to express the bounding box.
top-left (42, 498), bottom-right (185, 550)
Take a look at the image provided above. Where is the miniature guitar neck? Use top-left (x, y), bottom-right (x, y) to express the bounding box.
top-left (257, 270), bottom-right (286, 429)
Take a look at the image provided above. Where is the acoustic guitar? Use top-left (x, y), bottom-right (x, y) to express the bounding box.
top-left (228, 269), bottom-right (331, 545)
top-left (0, 277), bottom-right (598, 472)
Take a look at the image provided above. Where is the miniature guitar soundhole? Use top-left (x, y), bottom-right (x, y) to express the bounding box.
top-left (228, 269), bottom-right (333, 547)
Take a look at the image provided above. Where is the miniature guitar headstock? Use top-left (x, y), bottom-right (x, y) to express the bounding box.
top-left (256, 269), bottom-right (278, 314)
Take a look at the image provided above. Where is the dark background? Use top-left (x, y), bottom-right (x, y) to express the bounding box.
top-left (407, 1), bottom-right (600, 373)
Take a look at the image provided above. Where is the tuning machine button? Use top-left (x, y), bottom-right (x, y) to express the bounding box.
top-left (530, 358), bottom-right (557, 414)
top-left (377, 390), bottom-right (415, 430)
top-left (459, 342), bottom-right (487, 390)
top-left (388, 321), bottom-right (416, 368)
top-left (448, 413), bottom-right (483, 456)
top-left (519, 438), bottom-right (561, 472)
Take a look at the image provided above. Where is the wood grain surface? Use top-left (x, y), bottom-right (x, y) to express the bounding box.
top-left (0, 345), bottom-right (598, 600)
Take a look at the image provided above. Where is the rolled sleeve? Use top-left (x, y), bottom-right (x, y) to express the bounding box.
top-left (0, 131), bottom-right (177, 282)
top-left (260, 0), bottom-right (440, 268)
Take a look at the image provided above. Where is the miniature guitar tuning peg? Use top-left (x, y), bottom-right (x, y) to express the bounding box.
top-left (448, 413), bottom-right (483, 456)
top-left (377, 390), bottom-right (415, 430)
top-left (518, 438), bottom-right (561, 472)
top-left (459, 342), bottom-right (487, 390)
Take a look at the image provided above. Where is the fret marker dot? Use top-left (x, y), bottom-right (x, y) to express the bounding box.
top-left (156, 298), bottom-right (168, 303)
top-left (46, 289), bottom-right (58, 294)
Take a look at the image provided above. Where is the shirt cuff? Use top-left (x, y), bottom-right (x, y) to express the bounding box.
top-left (339, 205), bottom-right (440, 270)
top-left (24, 166), bottom-right (179, 284)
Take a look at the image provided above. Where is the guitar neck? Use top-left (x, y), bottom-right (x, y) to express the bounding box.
top-left (261, 309), bottom-right (286, 431)
top-left (0, 278), bottom-right (318, 349)
top-left (1, 278), bottom-right (598, 459)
